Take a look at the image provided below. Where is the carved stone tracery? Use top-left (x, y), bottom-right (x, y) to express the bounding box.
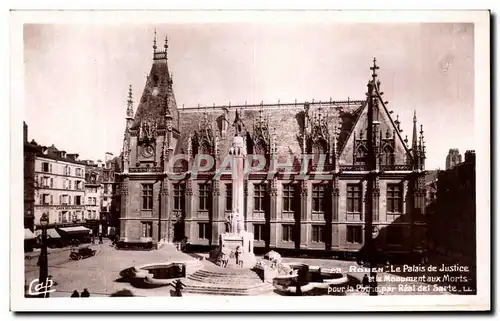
top-left (252, 106), bottom-right (271, 155)
top-left (194, 112), bottom-right (215, 154)
top-left (139, 119), bottom-right (158, 144)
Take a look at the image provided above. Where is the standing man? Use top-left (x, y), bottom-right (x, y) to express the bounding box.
top-left (173, 279), bottom-right (186, 297)
top-left (235, 246), bottom-right (241, 267)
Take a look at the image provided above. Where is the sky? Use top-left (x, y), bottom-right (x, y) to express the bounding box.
top-left (24, 23), bottom-right (474, 170)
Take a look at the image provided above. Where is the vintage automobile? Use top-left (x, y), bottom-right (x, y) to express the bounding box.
top-left (69, 246), bottom-right (96, 260)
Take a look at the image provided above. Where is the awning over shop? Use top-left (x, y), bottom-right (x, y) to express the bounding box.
top-left (24, 229), bottom-right (36, 240)
top-left (47, 228), bottom-right (61, 239)
top-left (58, 226), bottom-right (91, 235)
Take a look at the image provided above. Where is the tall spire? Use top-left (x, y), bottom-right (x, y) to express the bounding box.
top-left (126, 85), bottom-right (133, 119)
top-left (412, 110), bottom-right (418, 151)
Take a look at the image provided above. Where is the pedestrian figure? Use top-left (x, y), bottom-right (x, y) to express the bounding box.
top-left (235, 246), bottom-right (241, 267)
top-left (295, 269), bottom-right (303, 296)
top-left (70, 290), bottom-right (80, 298)
top-left (369, 272), bottom-right (378, 296)
top-left (173, 279), bottom-right (186, 297)
top-left (362, 274), bottom-right (369, 288)
top-left (220, 252), bottom-right (225, 267)
top-left (99, 234), bottom-right (103, 244)
top-left (81, 288), bottom-right (90, 297)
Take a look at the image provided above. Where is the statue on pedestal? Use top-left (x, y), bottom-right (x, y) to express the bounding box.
top-left (227, 212), bottom-right (244, 235)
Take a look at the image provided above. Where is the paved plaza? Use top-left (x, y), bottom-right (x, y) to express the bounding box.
top-left (24, 241), bottom-right (453, 297)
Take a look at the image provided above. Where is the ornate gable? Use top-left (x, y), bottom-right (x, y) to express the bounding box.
top-left (194, 112), bottom-right (215, 154)
top-left (308, 107), bottom-right (330, 147)
top-left (251, 105), bottom-right (270, 154)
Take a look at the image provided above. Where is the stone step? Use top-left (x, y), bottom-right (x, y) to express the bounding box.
top-left (183, 281), bottom-right (275, 296)
top-left (188, 277), bottom-right (263, 288)
top-left (192, 269), bottom-right (259, 277)
top-left (188, 273), bottom-right (262, 284)
top-left (181, 267), bottom-right (274, 296)
top-left (189, 273), bottom-right (260, 281)
top-left (187, 275), bottom-right (261, 285)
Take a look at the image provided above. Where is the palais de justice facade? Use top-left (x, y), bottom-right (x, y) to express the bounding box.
top-left (117, 35), bottom-right (428, 255)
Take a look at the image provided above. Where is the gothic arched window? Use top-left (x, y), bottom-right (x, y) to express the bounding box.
top-left (200, 140), bottom-right (211, 154)
top-left (381, 145), bottom-right (395, 166)
top-left (252, 140), bottom-right (268, 168)
top-left (199, 140), bottom-right (212, 168)
top-left (355, 146), bottom-right (367, 165)
top-left (312, 139), bottom-right (328, 165)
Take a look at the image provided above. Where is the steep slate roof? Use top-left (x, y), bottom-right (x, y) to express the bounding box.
top-left (176, 100), bottom-right (364, 160)
top-left (131, 59), bottom-right (179, 130)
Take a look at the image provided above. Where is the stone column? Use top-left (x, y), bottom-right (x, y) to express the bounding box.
top-left (211, 179), bottom-right (220, 245)
top-left (119, 176), bottom-right (129, 240)
top-left (372, 175), bottom-right (380, 222)
top-left (332, 175), bottom-right (340, 221)
top-left (184, 179), bottom-right (193, 240)
top-left (299, 181), bottom-right (308, 250)
top-left (331, 174), bottom-right (340, 248)
top-left (160, 178), bottom-right (170, 242)
top-left (269, 177), bottom-right (278, 249)
top-left (230, 136), bottom-right (246, 219)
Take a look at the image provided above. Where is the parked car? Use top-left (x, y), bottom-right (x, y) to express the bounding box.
top-left (69, 246), bottom-right (96, 260)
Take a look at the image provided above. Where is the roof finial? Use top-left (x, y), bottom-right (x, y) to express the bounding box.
top-left (370, 57), bottom-right (379, 82)
top-left (164, 35), bottom-right (168, 50)
top-left (153, 29), bottom-right (157, 52)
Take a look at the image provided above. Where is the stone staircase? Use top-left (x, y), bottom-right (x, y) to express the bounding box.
top-left (183, 267), bottom-right (275, 296)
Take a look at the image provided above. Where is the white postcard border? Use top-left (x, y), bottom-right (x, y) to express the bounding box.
top-left (10, 9), bottom-right (490, 311)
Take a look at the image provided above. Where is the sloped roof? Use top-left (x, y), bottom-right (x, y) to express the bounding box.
top-left (176, 100), bottom-right (364, 159)
top-left (131, 61), bottom-right (179, 130)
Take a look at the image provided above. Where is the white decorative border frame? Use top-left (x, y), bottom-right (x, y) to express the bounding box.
top-left (9, 9), bottom-right (490, 312)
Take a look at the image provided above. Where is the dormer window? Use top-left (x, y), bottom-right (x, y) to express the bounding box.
top-left (311, 139), bottom-right (328, 166)
top-left (355, 146), bottom-right (367, 165)
top-left (381, 145), bottom-right (395, 166)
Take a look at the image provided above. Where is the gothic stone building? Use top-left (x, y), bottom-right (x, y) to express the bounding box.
top-left (118, 35), bottom-right (428, 255)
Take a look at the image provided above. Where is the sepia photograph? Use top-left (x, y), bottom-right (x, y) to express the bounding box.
top-left (10, 9), bottom-right (490, 311)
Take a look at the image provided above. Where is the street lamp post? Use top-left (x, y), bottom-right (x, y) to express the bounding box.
top-left (39, 212), bottom-right (49, 298)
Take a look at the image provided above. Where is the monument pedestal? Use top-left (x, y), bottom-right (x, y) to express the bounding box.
top-left (218, 231), bottom-right (256, 269)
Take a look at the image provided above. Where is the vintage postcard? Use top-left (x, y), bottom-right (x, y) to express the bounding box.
top-left (10, 10), bottom-right (490, 311)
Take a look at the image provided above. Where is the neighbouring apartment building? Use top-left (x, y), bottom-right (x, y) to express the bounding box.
top-left (24, 124), bottom-right (122, 238)
top-left (102, 153), bottom-right (121, 236)
top-left (116, 34), bottom-right (428, 255)
top-left (33, 146), bottom-right (86, 228)
top-left (84, 161), bottom-right (103, 235)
